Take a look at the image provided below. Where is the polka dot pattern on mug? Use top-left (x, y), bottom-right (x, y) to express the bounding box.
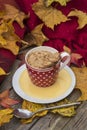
top-left (28, 68), bottom-right (58, 87)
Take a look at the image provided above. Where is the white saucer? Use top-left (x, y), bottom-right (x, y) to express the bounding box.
top-left (12, 64), bottom-right (76, 104)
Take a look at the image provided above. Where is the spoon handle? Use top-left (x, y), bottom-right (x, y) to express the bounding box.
top-left (34, 101), bottom-right (81, 114)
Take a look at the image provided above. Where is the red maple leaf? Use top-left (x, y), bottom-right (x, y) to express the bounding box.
top-left (0, 89), bottom-right (20, 108)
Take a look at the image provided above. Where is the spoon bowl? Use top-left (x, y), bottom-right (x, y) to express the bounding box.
top-left (13, 101), bottom-right (81, 119)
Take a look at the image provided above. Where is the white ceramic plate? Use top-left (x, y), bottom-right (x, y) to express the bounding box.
top-left (12, 64), bottom-right (76, 104)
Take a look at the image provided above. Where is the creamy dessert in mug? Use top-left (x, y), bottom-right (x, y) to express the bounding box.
top-left (27, 50), bottom-right (60, 69)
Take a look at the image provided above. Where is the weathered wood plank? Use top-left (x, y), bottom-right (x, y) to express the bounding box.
top-left (60, 101), bottom-right (87, 130)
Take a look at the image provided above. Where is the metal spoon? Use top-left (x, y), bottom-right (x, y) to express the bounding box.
top-left (13, 101), bottom-right (81, 119)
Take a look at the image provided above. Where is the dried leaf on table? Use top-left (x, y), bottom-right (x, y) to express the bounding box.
top-left (32, 0), bottom-right (68, 30)
top-left (31, 24), bottom-right (49, 46)
top-left (21, 99), bottom-right (76, 123)
top-left (68, 9), bottom-right (87, 29)
top-left (0, 108), bottom-right (13, 126)
top-left (0, 4), bottom-right (29, 28)
top-left (0, 89), bottom-right (20, 108)
top-left (50, 99), bottom-right (76, 117)
top-left (45, 0), bottom-right (70, 7)
top-left (21, 100), bottom-right (48, 123)
top-left (71, 67), bottom-right (87, 101)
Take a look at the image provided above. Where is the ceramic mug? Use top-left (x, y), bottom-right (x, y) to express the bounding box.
top-left (25, 46), bottom-right (70, 87)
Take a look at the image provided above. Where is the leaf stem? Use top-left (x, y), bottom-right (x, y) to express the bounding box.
top-left (21, 40), bottom-right (29, 45)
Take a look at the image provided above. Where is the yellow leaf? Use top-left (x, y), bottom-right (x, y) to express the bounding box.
top-left (0, 4), bottom-right (29, 28)
top-left (0, 21), bottom-right (8, 35)
top-left (0, 22), bottom-right (8, 45)
top-left (0, 35), bottom-right (7, 45)
top-left (0, 21), bottom-right (20, 55)
top-left (71, 67), bottom-right (87, 101)
top-left (0, 40), bottom-right (19, 55)
top-left (45, 0), bottom-right (70, 7)
top-left (0, 67), bottom-right (6, 75)
top-left (68, 9), bottom-right (87, 29)
top-left (31, 24), bottom-right (49, 46)
top-left (21, 100), bottom-right (47, 124)
top-left (21, 99), bottom-right (76, 124)
top-left (63, 45), bottom-right (71, 54)
top-left (0, 109), bottom-right (13, 126)
top-left (32, 0), bottom-right (68, 30)
top-left (51, 100), bottom-right (76, 116)
top-left (0, 11), bottom-right (5, 18)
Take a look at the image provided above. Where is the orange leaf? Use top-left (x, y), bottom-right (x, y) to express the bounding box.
top-left (63, 45), bottom-right (71, 54)
top-left (0, 89), bottom-right (20, 108)
top-left (71, 53), bottom-right (85, 67)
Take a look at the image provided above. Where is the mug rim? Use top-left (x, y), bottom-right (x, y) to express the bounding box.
top-left (25, 46), bottom-right (60, 72)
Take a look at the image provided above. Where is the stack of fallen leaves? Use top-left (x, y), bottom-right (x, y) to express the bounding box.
top-left (16, 0), bottom-right (87, 66)
top-left (0, 4), bottom-right (29, 83)
top-left (0, 0), bottom-right (87, 126)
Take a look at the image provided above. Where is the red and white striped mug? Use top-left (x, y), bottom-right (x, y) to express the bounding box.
top-left (25, 46), bottom-right (70, 87)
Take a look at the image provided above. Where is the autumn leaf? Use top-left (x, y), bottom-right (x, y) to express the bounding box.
top-left (71, 53), bottom-right (85, 67)
top-left (21, 99), bottom-right (76, 123)
top-left (0, 21), bottom-right (20, 55)
top-left (51, 99), bottom-right (76, 117)
top-left (68, 9), bottom-right (87, 29)
top-left (0, 21), bottom-right (8, 45)
top-left (21, 24), bottom-right (48, 48)
top-left (21, 100), bottom-right (48, 123)
top-left (63, 46), bottom-right (85, 67)
top-left (0, 35), bottom-right (7, 45)
top-left (63, 45), bottom-right (71, 54)
top-left (71, 67), bottom-right (87, 101)
top-left (45, 0), bottom-right (70, 7)
top-left (0, 67), bottom-right (6, 76)
top-left (0, 21), bottom-right (8, 35)
top-left (0, 89), bottom-right (20, 108)
top-left (0, 4), bottom-right (29, 28)
top-left (0, 108), bottom-right (13, 126)
top-left (32, 0), bottom-right (68, 30)
top-left (31, 24), bottom-right (49, 45)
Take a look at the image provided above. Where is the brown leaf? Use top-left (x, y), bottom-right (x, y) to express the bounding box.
top-left (0, 89), bottom-right (20, 108)
top-left (32, 0), bottom-right (68, 30)
top-left (71, 67), bottom-right (87, 101)
top-left (31, 24), bottom-right (49, 45)
top-left (1, 4), bottom-right (29, 28)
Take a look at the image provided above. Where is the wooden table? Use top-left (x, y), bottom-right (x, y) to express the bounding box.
top-left (0, 48), bottom-right (87, 130)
